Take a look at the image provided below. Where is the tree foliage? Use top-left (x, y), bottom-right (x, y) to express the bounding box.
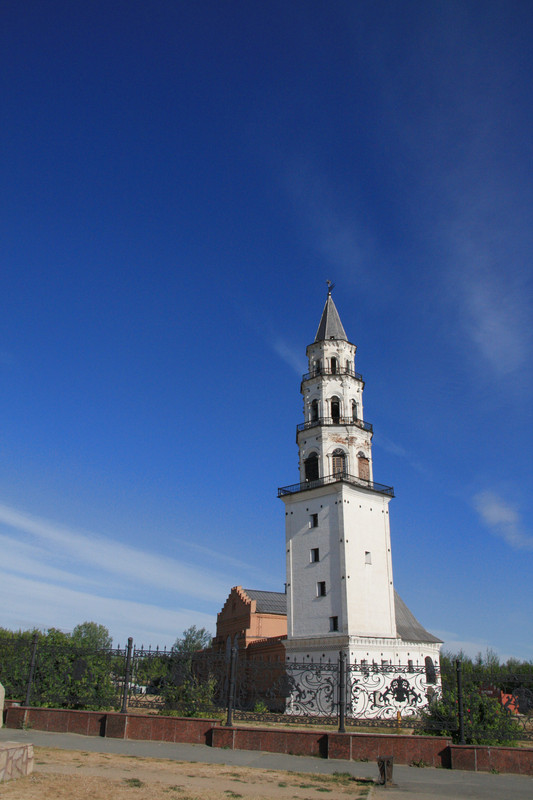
top-left (172, 626), bottom-right (212, 654)
top-left (0, 622), bottom-right (117, 710)
top-left (419, 649), bottom-right (529, 744)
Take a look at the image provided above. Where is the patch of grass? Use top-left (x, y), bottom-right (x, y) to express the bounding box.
top-left (410, 758), bottom-right (429, 768)
top-left (124, 777), bottom-right (144, 788)
top-left (278, 781), bottom-right (288, 787)
top-left (315, 789), bottom-right (332, 793)
top-left (223, 792), bottom-right (243, 798)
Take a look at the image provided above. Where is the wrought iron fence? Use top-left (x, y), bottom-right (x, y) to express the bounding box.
top-left (2, 636), bottom-right (532, 744)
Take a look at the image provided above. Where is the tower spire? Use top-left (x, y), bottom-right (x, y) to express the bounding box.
top-left (315, 284), bottom-right (347, 342)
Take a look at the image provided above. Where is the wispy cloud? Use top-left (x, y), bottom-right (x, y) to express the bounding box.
top-left (271, 337), bottom-right (304, 375)
top-left (375, 433), bottom-right (428, 476)
top-left (447, 221), bottom-right (532, 377)
top-left (0, 499), bottom-right (257, 645)
top-left (0, 502), bottom-right (230, 603)
top-left (282, 158), bottom-right (385, 296)
top-left (434, 629), bottom-right (516, 662)
top-left (473, 491), bottom-right (533, 550)
top-left (0, 572), bottom-right (214, 647)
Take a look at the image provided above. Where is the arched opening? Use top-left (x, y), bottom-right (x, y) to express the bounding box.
top-left (330, 397), bottom-right (340, 424)
top-left (331, 448), bottom-right (346, 476)
top-left (352, 400), bottom-right (358, 421)
top-left (358, 452), bottom-right (370, 481)
top-left (331, 357), bottom-right (338, 374)
top-left (304, 452), bottom-right (319, 482)
top-left (425, 656), bottom-right (437, 685)
top-left (310, 399), bottom-right (319, 422)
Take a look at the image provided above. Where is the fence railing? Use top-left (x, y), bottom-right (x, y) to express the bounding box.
top-left (2, 636), bottom-right (532, 744)
top-left (278, 472), bottom-right (395, 497)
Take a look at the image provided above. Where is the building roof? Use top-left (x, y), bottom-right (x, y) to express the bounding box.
top-left (242, 588), bottom-right (288, 615)
top-left (242, 588), bottom-right (441, 644)
top-left (393, 591), bottom-right (443, 644)
top-left (314, 293), bottom-right (348, 342)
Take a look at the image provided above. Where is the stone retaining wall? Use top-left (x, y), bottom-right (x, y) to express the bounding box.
top-left (450, 744), bottom-right (533, 776)
top-left (4, 705), bottom-right (533, 776)
top-left (0, 742), bottom-right (34, 783)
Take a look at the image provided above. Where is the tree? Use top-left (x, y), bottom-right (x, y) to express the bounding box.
top-left (158, 626), bottom-right (215, 716)
top-left (418, 651), bottom-right (524, 745)
top-left (71, 621), bottom-right (113, 650)
top-left (172, 626), bottom-right (212, 654)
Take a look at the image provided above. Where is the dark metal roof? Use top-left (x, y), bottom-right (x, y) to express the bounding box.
top-left (394, 591), bottom-right (443, 644)
top-left (314, 294), bottom-right (348, 342)
top-left (243, 589), bottom-right (288, 615)
top-left (242, 589), bottom-right (441, 643)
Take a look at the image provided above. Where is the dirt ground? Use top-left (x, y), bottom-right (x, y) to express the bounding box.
top-left (1, 747), bottom-right (375, 800)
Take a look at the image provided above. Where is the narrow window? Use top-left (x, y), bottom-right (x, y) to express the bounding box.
top-left (304, 453), bottom-right (319, 482)
top-left (332, 448), bottom-right (345, 476)
top-left (329, 616), bottom-right (338, 631)
top-left (331, 357), bottom-right (337, 374)
top-left (358, 453), bottom-right (370, 481)
top-left (310, 547), bottom-right (319, 562)
top-left (352, 400), bottom-right (358, 421)
top-left (317, 581), bottom-right (326, 597)
top-left (408, 659), bottom-right (414, 672)
top-left (310, 513), bottom-right (318, 528)
top-left (331, 397), bottom-right (340, 423)
top-left (365, 551), bottom-right (372, 564)
top-left (310, 399), bottom-right (319, 422)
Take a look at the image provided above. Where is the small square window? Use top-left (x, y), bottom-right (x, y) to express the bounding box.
top-left (310, 548), bottom-right (320, 563)
top-left (365, 551), bottom-right (372, 564)
top-left (317, 581), bottom-right (326, 597)
top-left (329, 616), bottom-right (338, 631)
top-left (310, 513), bottom-right (318, 528)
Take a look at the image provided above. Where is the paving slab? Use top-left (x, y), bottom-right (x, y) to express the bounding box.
top-left (1, 727), bottom-right (532, 799)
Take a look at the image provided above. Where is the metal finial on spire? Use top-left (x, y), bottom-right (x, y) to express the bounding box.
top-left (326, 279), bottom-right (335, 295)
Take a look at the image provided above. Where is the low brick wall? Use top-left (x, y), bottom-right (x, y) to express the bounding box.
top-left (105, 713), bottom-right (218, 744)
top-left (328, 732), bottom-right (451, 767)
top-left (450, 744), bottom-right (533, 776)
top-left (0, 742), bottom-right (34, 783)
top-left (5, 705), bottom-right (533, 777)
top-left (5, 706), bottom-right (219, 746)
top-left (212, 726), bottom-right (328, 757)
top-left (6, 706), bottom-right (106, 736)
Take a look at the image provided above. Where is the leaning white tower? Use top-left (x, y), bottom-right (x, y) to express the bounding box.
top-left (279, 286), bottom-right (441, 677)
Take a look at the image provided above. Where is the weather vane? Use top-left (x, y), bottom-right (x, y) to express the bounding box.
top-left (326, 279), bottom-right (335, 295)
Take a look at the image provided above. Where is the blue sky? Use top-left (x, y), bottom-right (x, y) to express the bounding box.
top-left (1, 1), bottom-right (532, 659)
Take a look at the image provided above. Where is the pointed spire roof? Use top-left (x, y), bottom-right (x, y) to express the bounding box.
top-left (314, 285), bottom-right (347, 342)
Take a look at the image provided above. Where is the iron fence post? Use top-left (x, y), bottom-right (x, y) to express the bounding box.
top-left (225, 647), bottom-right (238, 727)
top-left (338, 650), bottom-right (346, 733)
top-left (25, 632), bottom-right (39, 707)
top-left (456, 659), bottom-right (465, 744)
top-left (121, 637), bottom-right (134, 714)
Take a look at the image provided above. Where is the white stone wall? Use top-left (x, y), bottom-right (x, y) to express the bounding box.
top-left (284, 482), bottom-right (395, 641)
